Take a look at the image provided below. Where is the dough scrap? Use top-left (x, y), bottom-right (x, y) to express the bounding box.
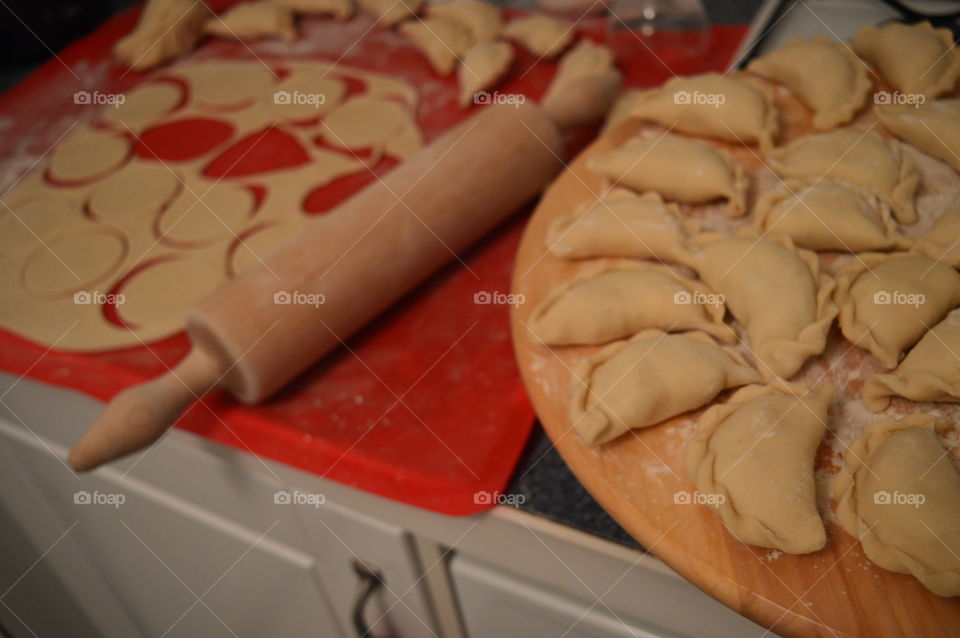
top-left (0, 60), bottom-right (422, 352)
top-left (102, 82), bottom-right (183, 132)
top-left (853, 21), bottom-right (960, 99)
top-left (753, 178), bottom-right (905, 252)
top-left (400, 16), bottom-right (473, 76)
top-left (49, 128), bottom-right (130, 184)
top-left (834, 252), bottom-right (960, 369)
top-left (863, 310), bottom-right (960, 411)
top-left (528, 262), bottom-right (735, 346)
top-left (427, 0), bottom-right (501, 43)
top-left (747, 36), bottom-right (870, 130)
top-left (834, 415), bottom-right (960, 597)
top-left (571, 330), bottom-right (761, 445)
top-left (542, 39), bottom-right (616, 108)
top-left (261, 76), bottom-right (346, 120)
top-left (383, 122), bottom-right (424, 160)
top-left (586, 132), bottom-right (748, 217)
top-left (204, 1), bottom-right (298, 42)
top-left (277, 0), bottom-right (353, 20)
top-left (875, 99), bottom-right (960, 174)
top-left (687, 382), bottom-right (833, 554)
top-left (89, 164), bottom-right (181, 222)
top-left (358, 0), bottom-right (421, 26)
top-left (917, 204), bottom-right (960, 267)
top-left (503, 15), bottom-right (573, 59)
top-left (684, 231), bottom-right (837, 379)
top-left (629, 73), bottom-right (779, 148)
top-left (114, 0), bottom-right (211, 71)
top-left (545, 189), bottom-right (694, 263)
top-left (765, 129), bottom-right (920, 224)
top-left (458, 42), bottom-right (513, 107)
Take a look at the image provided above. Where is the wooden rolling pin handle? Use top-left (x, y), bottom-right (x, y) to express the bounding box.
top-left (67, 348), bottom-right (224, 471)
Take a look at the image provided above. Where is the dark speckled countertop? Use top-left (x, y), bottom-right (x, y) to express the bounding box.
top-left (507, 426), bottom-right (644, 549)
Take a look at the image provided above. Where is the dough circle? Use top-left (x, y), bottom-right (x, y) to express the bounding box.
top-left (0, 198), bottom-right (81, 256)
top-left (22, 227), bottom-right (127, 297)
top-left (230, 222), bottom-right (299, 275)
top-left (158, 185), bottom-right (255, 245)
top-left (118, 258), bottom-right (223, 326)
top-left (179, 63), bottom-right (277, 106)
top-left (49, 129), bottom-right (131, 183)
top-left (89, 164), bottom-right (181, 221)
top-left (321, 96), bottom-right (411, 151)
top-left (261, 77), bottom-right (346, 121)
top-left (102, 82), bottom-right (183, 130)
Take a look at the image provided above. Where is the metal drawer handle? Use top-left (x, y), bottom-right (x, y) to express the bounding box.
top-left (352, 559), bottom-right (385, 637)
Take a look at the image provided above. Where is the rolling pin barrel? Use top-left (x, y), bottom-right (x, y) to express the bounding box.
top-left (189, 101), bottom-right (565, 403)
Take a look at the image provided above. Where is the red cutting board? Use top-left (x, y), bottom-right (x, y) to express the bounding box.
top-left (0, 1), bottom-right (747, 514)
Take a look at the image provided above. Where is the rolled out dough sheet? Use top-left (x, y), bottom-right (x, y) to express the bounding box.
top-left (0, 59), bottom-right (424, 351)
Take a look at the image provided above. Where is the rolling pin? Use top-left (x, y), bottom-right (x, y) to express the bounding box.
top-left (68, 75), bottom-right (621, 471)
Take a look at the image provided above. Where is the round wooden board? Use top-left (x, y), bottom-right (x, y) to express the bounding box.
top-left (509, 116), bottom-right (960, 637)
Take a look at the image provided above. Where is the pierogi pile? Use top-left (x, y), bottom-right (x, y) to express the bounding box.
top-left (529, 22), bottom-right (960, 597)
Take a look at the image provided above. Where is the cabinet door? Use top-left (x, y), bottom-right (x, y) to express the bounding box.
top-left (0, 444), bottom-right (139, 638)
top-left (0, 395), bottom-right (343, 638)
top-left (452, 554), bottom-right (662, 638)
top-left (293, 493), bottom-right (439, 638)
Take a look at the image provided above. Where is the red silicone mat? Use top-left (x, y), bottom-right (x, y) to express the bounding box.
top-left (0, 2), bottom-right (747, 514)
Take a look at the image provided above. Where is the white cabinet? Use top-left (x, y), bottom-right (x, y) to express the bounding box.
top-left (453, 555), bottom-right (658, 638)
top-left (0, 375), bottom-right (436, 638)
top-left (0, 374), bottom-right (766, 638)
top-left (0, 406), bottom-right (339, 637)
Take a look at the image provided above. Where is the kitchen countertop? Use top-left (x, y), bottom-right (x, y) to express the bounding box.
top-left (508, 425), bottom-right (643, 549)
